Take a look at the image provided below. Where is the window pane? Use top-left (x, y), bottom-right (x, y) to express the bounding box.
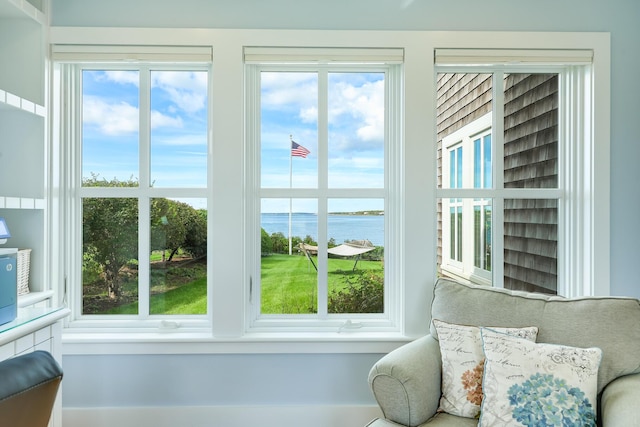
top-left (504, 198), bottom-right (557, 294)
top-left (438, 198), bottom-right (492, 286)
top-left (150, 71), bottom-right (208, 188)
top-left (504, 74), bottom-right (558, 189)
top-left (437, 73), bottom-right (493, 189)
top-left (82, 70), bottom-right (139, 184)
top-left (260, 198), bottom-right (318, 314)
top-left (328, 72), bottom-right (385, 188)
top-left (327, 199), bottom-right (384, 314)
top-left (484, 134), bottom-right (492, 188)
top-left (260, 72), bottom-right (318, 188)
top-left (82, 197), bottom-right (139, 314)
top-left (150, 198), bottom-right (207, 315)
top-left (474, 199), bottom-right (492, 271)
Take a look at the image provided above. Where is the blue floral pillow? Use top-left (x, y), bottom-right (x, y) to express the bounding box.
top-left (479, 328), bottom-right (602, 427)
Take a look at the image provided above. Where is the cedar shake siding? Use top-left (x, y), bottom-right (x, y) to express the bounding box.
top-left (436, 73), bottom-right (558, 294)
top-left (503, 74), bottom-right (558, 294)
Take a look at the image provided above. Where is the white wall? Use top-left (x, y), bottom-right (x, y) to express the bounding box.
top-left (51, 0), bottom-right (640, 425)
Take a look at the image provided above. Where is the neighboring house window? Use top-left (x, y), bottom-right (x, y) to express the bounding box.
top-left (441, 113), bottom-right (493, 283)
top-left (54, 46), bottom-right (212, 326)
top-left (245, 48), bottom-right (402, 329)
top-left (435, 50), bottom-right (599, 297)
top-left (448, 145), bottom-right (463, 262)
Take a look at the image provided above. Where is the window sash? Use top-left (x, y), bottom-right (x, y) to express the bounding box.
top-left (59, 62), bottom-right (212, 327)
top-left (245, 61), bottom-right (402, 331)
top-left (436, 63), bottom-right (593, 297)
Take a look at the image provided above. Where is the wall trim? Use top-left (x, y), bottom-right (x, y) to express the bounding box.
top-left (63, 405), bottom-right (382, 427)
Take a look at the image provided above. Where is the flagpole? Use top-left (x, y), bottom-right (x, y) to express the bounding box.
top-left (289, 134), bottom-right (293, 256)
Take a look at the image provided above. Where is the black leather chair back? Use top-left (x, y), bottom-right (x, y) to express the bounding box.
top-left (0, 351), bottom-right (63, 427)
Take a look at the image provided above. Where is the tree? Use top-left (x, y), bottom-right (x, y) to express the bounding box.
top-left (151, 198), bottom-right (187, 262)
top-left (261, 228), bottom-right (273, 255)
top-left (151, 199), bottom-right (207, 262)
top-left (82, 175), bottom-right (138, 299)
top-left (182, 208), bottom-right (207, 259)
top-left (83, 175), bottom-right (208, 300)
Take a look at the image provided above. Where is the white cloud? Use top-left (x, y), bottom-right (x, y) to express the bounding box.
top-left (83, 96), bottom-right (184, 136)
top-left (261, 72), bottom-right (318, 117)
top-left (83, 97), bottom-right (139, 136)
top-left (101, 70), bottom-right (139, 86)
top-left (330, 79), bottom-right (385, 146)
top-left (152, 71), bottom-right (208, 114)
top-left (150, 110), bottom-right (183, 129)
top-left (261, 72), bottom-right (384, 150)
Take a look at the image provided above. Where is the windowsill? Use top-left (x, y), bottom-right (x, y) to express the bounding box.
top-left (61, 329), bottom-right (414, 355)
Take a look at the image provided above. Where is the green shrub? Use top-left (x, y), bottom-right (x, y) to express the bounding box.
top-left (328, 270), bottom-right (384, 313)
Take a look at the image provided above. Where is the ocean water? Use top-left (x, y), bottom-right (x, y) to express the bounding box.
top-left (261, 213), bottom-right (384, 246)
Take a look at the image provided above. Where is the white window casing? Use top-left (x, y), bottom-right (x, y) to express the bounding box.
top-left (48, 29), bottom-right (609, 354)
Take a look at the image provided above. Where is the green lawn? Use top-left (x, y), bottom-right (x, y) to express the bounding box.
top-left (93, 253), bottom-right (382, 315)
top-left (105, 276), bottom-right (207, 315)
top-left (260, 254), bottom-right (383, 314)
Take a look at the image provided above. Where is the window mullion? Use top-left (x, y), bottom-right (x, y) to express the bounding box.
top-left (138, 67), bottom-right (151, 317)
top-left (247, 65), bottom-right (262, 325)
top-left (317, 68), bottom-right (329, 318)
top-left (492, 71), bottom-right (505, 288)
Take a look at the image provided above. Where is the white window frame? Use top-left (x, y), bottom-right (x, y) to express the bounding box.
top-left (54, 55), bottom-right (214, 330)
top-left (244, 48), bottom-right (403, 332)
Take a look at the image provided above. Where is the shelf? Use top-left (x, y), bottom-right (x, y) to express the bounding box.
top-left (0, 0), bottom-right (52, 329)
top-left (0, 0), bottom-right (44, 24)
top-left (0, 88), bottom-right (45, 117)
top-left (18, 289), bottom-right (54, 308)
top-left (0, 196), bottom-right (45, 209)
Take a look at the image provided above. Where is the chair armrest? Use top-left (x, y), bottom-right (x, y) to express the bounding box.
top-left (368, 335), bottom-right (442, 427)
top-left (600, 372), bottom-right (640, 426)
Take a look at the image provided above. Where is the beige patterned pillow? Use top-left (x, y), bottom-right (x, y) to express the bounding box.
top-left (479, 328), bottom-right (602, 427)
top-left (432, 319), bottom-right (538, 418)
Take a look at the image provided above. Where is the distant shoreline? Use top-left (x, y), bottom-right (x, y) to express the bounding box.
top-left (329, 210), bottom-right (384, 216)
top-left (261, 212), bottom-right (384, 245)
top-left (263, 211), bottom-right (384, 216)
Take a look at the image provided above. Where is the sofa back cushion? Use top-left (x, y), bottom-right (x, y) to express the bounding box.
top-left (429, 278), bottom-right (640, 393)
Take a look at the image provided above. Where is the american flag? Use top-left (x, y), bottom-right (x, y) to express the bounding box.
top-left (291, 141), bottom-right (310, 158)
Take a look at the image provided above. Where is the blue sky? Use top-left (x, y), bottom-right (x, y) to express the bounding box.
top-left (260, 71), bottom-right (385, 213)
top-left (82, 68), bottom-right (385, 213)
top-left (82, 69), bottom-right (208, 188)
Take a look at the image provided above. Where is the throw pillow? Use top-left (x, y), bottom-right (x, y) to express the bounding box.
top-left (432, 319), bottom-right (538, 418)
top-left (479, 327), bottom-right (602, 427)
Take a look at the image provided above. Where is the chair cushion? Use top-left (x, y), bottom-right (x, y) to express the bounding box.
top-left (429, 278), bottom-right (640, 393)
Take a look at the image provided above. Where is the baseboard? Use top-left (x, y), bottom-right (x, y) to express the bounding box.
top-left (63, 404), bottom-right (382, 427)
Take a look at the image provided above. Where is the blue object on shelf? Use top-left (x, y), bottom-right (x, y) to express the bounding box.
top-left (0, 217), bottom-right (10, 245)
top-left (0, 249), bottom-right (17, 325)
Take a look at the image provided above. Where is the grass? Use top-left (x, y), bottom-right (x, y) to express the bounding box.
top-left (260, 254), bottom-right (383, 314)
top-left (84, 253), bottom-right (383, 315)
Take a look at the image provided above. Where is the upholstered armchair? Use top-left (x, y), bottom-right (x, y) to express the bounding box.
top-left (367, 279), bottom-right (640, 426)
top-left (0, 350), bottom-right (63, 427)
